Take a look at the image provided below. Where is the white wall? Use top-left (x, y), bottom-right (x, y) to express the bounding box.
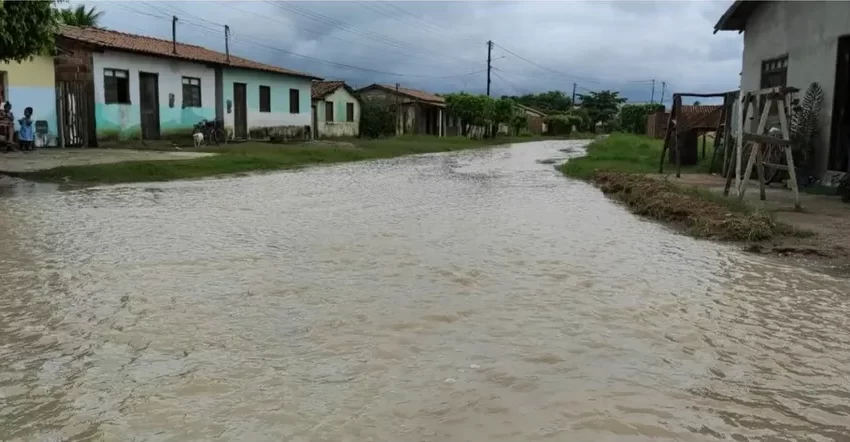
top-left (222, 68), bottom-right (313, 139)
top-left (92, 50), bottom-right (216, 137)
top-left (313, 86), bottom-right (360, 137)
top-left (741, 1), bottom-right (850, 174)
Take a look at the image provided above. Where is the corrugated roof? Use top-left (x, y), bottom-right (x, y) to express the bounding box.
top-left (680, 105), bottom-right (723, 130)
top-left (358, 84), bottom-right (445, 105)
top-left (311, 80), bottom-right (345, 99)
top-left (714, 0), bottom-right (761, 33)
top-left (58, 25), bottom-right (321, 80)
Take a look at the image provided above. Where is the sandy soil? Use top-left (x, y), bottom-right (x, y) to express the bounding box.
top-left (0, 149), bottom-right (215, 173)
top-left (660, 173), bottom-right (850, 272)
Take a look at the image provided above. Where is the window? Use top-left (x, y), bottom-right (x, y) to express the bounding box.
top-left (289, 88), bottom-right (300, 113)
top-left (104, 68), bottom-right (130, 104)
top-left (325, 101), bottom-right (334, 122)
top-left (760, 55), bottom-right (788, 89)
top-left (259, 85), bottom-right (271, 112)
top-left (182, 77), bottom-right (201, 108)
top-left (346, 102), bottom-right (354, 122)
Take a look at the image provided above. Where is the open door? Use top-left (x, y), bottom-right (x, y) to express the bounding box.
top-left (830, 35), bottom-right (850, 172)
top-left (139, 72), bottom-right (160, 140)
top-left (233, 82), bottom-right (247, 139)
top-left (311, 105), bottom-right (318, 139)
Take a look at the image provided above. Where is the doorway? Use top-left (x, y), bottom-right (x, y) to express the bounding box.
top-left (830, 35), bottom-right (850, 172)
top-left (233, 82), bottom-right (247, 139)
top-left (138, 72), bottom-right (160, 140)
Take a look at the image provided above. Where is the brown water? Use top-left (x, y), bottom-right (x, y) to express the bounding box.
top-left (1, 140), bottom-right (849, 441)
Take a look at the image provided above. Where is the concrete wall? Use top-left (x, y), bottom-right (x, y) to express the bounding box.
top-left (312, 87), bottom-right (360, 137)
top-left (741, 1), bottom-right (850, 174)
top-left (221, 67), bottom-right (312, 140)
top-left (1, 55), bottom-right (58, 147)
top-left (92, 51), bottom-right (216, 141)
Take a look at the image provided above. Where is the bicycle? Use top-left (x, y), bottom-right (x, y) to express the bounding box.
top-left (193, 118), bottom-right (227, 146)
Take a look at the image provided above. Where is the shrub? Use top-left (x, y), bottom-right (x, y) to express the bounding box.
top-left (545, 114), bottom-right (583, 135)
top-left (359, 100), bottom-right (396, 138)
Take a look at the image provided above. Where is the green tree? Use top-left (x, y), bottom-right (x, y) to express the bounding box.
top-left (58, 4), bottom-right (104, 27)
top-left (0, 1), bottom-right (58, 63)
top-left (618, 103), bottom-right (664, 134)
top-left (578, 90), bottom-right (627, 131)
top-left (506, 90), bottom-right (573, 113)
top-left (443, 93), bottom-right (494, 126)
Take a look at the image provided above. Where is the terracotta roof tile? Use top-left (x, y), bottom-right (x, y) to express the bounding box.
top-left (58, 25), bottom-right (320, 80)
top-left (311, 80), bottom-right (345, 99)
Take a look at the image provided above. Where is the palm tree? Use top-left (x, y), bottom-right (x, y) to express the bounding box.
top-left (58, 5), bottom-right (104, 28)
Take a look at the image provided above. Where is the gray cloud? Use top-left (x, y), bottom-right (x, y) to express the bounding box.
top-left (79, 0), bottom-right (742, 102)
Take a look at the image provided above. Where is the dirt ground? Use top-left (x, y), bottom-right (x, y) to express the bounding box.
top-left (663, 173), bottom-right (850, 272)
top-left (0, 149), bottom-right (215, 173)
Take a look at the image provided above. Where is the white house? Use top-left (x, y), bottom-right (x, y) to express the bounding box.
top-left (310, 80), bottom-right (361, 138)
top-left (715, 0), bottom-right (850, 177)
top-left (57, 25), bottom-right (321, 143)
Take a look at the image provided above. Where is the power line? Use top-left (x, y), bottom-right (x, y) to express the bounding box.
top-left (111, 4), bottom-right (489, 81)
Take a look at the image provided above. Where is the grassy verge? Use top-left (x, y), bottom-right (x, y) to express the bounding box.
top-left (559, 133), bottom-right (801, 242)
top-left (559, 133), bottom-right (713, 179)
top-left (17, 135), bottom-right (574, 185)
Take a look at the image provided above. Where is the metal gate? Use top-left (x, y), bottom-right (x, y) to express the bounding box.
top-left (56, 81), bottom-right (92, 147)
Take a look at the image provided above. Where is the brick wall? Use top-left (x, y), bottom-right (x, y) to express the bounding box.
top-left (54, 37), bottom-right (94, 83)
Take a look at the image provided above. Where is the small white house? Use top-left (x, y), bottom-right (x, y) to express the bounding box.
top-left (310, 81), bottom-right (360, 138)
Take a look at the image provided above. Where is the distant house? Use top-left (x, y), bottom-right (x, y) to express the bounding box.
top-left (55, 25), bottom-right (320, 145)
top-left (356, 84), bottom-right (444, 136)
top-left (515, 103), bottom-right (548, 134)
top-left (714, 0), bottom-right (850, 176)
top-left (311, 80), bottom-right (360, 138)
top-left (1, 55), bottom-right (59, 147)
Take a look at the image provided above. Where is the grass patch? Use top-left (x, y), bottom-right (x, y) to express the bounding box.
top-left (17, 135), bottom-right (576, 185)
top-left (592, 172), bottom-right (784, 242)
top-left (559, 133), bottom-right (713, 179)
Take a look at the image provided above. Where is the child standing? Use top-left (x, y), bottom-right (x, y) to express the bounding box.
top-left (18, 107), bottom-right (34, 151)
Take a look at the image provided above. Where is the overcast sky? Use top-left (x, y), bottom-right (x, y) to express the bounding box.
top-left (72, 0), bottom-right (742, 104)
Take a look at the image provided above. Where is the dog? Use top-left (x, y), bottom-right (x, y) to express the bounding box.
top-left (192, 131), bottom-right (204, 148)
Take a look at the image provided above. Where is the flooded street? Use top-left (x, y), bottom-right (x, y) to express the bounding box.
top-left (2, 140), bottom-right (849, 441)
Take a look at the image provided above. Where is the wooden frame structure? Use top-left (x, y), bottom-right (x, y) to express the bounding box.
top-left (722, 86), bottom-right (802, 209)
top-left (658, 91), bottom-right (736, 177)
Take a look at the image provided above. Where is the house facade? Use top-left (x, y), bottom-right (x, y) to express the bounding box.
top-left (516, 104), bottom-right (548, 134)
top-left (56, 25), bottom-right (320, 145)
top-left (1, 56), bottom-right (58, 147)
top-left (357, 84), bottom-right (444, 136)
top-left (715, 0), bottom-right (850, 176)
top-left (91, 50), bottom-right (217, 140)
top-left (311, 81), bottom-right (360, 138)
top-left (223, 68), bottom-right (313, 140)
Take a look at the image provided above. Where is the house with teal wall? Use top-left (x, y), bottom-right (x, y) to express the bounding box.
top-left (57, 25), bottom-right (320, 143)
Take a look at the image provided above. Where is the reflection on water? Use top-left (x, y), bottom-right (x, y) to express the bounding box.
top-left (1, 140), bottom-right (849, 441)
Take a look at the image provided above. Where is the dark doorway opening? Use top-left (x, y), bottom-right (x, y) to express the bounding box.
top-left (233, 82), bottom-right (247, 139)
top-left (139, 72), bottom-right (160, 140)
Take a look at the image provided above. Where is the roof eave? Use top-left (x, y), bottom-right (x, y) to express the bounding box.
top-left (713, 0), bottom-right (757, 34)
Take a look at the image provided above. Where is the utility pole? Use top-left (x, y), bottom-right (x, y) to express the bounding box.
top-left (172, 16), bottom-right (178, 54)
top-left (571, 82), bottom-right (577, 105)
top-left (224, 25), bottom-right (231, 63)
top-left (486, 40), bottom-right (493, 97)
top-left (650, 79), bottom-right (656, 104)
top-left (659, 81), bottom-right (667, 106)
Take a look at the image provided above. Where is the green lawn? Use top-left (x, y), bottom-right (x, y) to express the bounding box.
top-left (18, 135), bottom-right (571, 185)
top-left (559, 133), bottom-right (714, 180)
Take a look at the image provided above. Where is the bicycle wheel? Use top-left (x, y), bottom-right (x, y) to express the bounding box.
top-left (211, 128), bottom-right (226, 145)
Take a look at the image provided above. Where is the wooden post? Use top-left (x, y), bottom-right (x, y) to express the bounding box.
top-left (674, 95), bottom-right (683, 178)
top-left (738, 97), bottom-right (774, 199)
top-left (658, 95), bottom-right (676, 173)
top-left (721, 92), bottom-right (735, 177)
top-left (735, 93), bottom-right (748, 192)
top-left (756, 148), bottom-right (767, 201)
top-left (56, 83), bottom-right (65, 149)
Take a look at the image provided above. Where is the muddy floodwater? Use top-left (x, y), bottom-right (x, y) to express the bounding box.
top-left (2, 140), bottom-right (849, 441)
